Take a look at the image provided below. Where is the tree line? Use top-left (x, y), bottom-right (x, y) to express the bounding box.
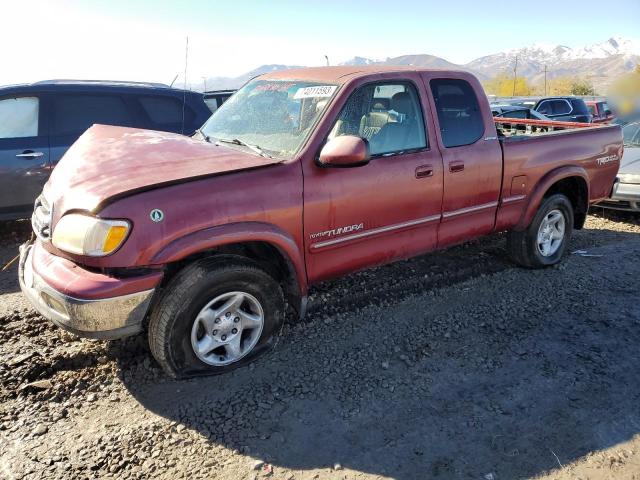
top-left (483, 65), bottom-right (640, 97)
top-left (483, 74), bottom-right (596, 96)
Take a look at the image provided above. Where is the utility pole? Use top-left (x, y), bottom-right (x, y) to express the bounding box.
top-left (324, 55), bottom-right (330, 66)
top-left (544, 65), bottom-right (547, 96)
top-left (201, 76), bottom-right (207, 92)
top-left (512, 55), bottom-right (518, 97)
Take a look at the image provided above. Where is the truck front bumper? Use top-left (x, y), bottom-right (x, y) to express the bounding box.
top-left (18, 242), bottom-right (162, 340)
top-left (597, 182), bottom-right (640, 212)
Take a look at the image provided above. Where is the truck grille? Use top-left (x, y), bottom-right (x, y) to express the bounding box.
top-left (32, 194), bottom-right (53, 241)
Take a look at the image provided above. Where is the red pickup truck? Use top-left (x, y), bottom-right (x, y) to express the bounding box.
top-left (19, 67), bottom-right (622, 377)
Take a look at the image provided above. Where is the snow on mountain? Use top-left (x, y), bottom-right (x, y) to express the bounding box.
top-left (201, 37), bottom-right (639, 93)
top-left (473, 36), bottom-right (640, 67)
top-left (566, 36), bottom-right (640, 60)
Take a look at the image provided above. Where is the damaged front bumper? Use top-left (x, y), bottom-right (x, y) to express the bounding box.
top-left (18, 242), bottom-right (161, 340)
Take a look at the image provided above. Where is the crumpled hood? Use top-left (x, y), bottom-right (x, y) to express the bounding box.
top-left (45, 124), bottom-right (281, 215)
top-left (620, 145), bottom-right (640, 175)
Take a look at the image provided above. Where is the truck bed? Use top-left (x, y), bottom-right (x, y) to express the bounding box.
top-left (497, 120), bottom-right (622, 207)
top-left (495, 117), bottom-right (597, 139)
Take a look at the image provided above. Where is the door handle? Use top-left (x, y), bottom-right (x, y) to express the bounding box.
top-left (415, 165), bottom-right (433, 178)
top-left (449, 162), bottom-right (464, 173)
top-left (16, 150), bottom-right (44, 159)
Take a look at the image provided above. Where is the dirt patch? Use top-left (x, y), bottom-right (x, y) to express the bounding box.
top-left (1, 211), bottom-right (639, 480)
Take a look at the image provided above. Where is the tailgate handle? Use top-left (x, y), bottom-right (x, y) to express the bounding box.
top-left (415, 165), bottom-right (433, 179)
top-left (449, 162), bottom-right (465, 173)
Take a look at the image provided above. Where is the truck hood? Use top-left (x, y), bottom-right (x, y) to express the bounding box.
top-left (45, 125), bottom-right (282, 215)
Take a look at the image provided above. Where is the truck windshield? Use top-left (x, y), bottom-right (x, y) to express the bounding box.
top-left (200, 80), bottom-right (338, 159)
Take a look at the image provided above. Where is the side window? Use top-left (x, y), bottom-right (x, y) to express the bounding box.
top-left (51, 94), bottom-right (132, 136)
top-left (138, 96), bottom-right (194, 128)
top-left (551, 100), bottom-right (572, 115)
top-left (204, 96), bottom-right (219, 113)
top-left (623, 123), bottom-right (640, 144)
top-left (537, 100), bottom-right (552, 115)
top-left (430, 78), bottom-right (484, 148)
top-left (0, 97), bottom-right (39, 139)
top-left (502, 109), bottom-right (527, 119)
top-left (328, 82), bottom-right (426, 156)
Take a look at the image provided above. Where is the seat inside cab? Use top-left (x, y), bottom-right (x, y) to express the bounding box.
top-left (329, 83), bottom-right (425, 155)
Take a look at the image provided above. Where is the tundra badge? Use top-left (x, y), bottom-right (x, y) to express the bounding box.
top-left (310, 223), bottom-right (364, 240)
top-left (596, 155), bottom-right (618, 166)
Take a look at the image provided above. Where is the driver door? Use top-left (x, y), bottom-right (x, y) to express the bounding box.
top-left (0, 95), bottom-right (50, 217)
top-left (302, 74), bottom-right (444, 283)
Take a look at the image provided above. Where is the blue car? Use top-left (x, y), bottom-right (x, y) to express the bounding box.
top-left (0, 80), bottom-right (212, 220)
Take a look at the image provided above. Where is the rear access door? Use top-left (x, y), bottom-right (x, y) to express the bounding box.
top-left (421, 73), bottom-right (503, 246)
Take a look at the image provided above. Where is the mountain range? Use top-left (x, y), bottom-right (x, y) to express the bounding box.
top-left (200, 37), bottom-right (640, 94)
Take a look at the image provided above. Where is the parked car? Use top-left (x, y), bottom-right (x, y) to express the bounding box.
top-left (19, 66), bottom-right (622, 378)
top-left (203, 89), bottom-right (235, 113)
top-left (491, 104), bottom-right (549, 120)
top-left (597, 121), bottom-right (640, 211)
top-left (586, 100), bottom-right (614, 123)
top-left (534, 97), bottom-right (593, 123)
top-left (0, 80), bottom-right (211, 220)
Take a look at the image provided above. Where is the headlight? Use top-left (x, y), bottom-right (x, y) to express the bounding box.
top-left (52, 214), bottom-right (130, 256)
top-left (618, 173), bottom-right (640, 184)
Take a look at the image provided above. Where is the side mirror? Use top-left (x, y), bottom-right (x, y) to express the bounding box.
top-left (318, 135), bottom-right (370, 168)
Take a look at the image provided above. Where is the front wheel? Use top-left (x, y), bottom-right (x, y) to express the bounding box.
top-left (148, 256), bottom-right (284, 378)
top-left (507, 193), bottom-right (574, 268)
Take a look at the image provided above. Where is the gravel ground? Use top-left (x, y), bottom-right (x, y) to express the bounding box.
top-left (1, 209), bottom-right (639, 480)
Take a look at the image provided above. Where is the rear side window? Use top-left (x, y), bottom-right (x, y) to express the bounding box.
top-left (570, 99), bottom-right (588, 114)
top-left (542, 100), bottom-right (572, 115)
top-left (0, 97), bottom-right (39, 139)
top-left (430, 79), bottom-right (484, 148)
top-left (138, 96), bottom-right (194, 128)
top-left (51, 94), bottom-right (132, 135)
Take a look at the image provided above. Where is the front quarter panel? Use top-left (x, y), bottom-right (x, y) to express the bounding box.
top-left (45, 160), bottom-right (304, 277)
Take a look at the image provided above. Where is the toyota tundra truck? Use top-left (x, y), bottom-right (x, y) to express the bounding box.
top-left (18, 67), bottom-right (623, 378)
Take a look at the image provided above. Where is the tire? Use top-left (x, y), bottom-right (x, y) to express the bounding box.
top-left (507, 193), bottom-right (574, 268)
top-left (148, 256), bottom-right (284, 378)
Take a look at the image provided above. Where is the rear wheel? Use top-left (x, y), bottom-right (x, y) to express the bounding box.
top-left (507, 193), bottom-right (574, 268)
top-left (148, 256), bottom-right (284, 378)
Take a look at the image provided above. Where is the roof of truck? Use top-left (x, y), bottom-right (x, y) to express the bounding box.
top-left (259, 65), bottom-right (468, 83)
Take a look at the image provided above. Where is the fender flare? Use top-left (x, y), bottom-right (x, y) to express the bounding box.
top-left (515, 165), bottom-right (590, 231)
top-left (150, 222), bottom-right (308, 296)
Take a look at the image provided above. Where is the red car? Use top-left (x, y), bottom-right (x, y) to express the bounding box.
top-left (586, 100), bottom-right (614, 123)
top-left (19, 67), bottom-right (622, 378)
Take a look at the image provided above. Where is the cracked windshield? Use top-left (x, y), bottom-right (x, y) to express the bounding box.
top-left (201, 80), bottom-right (337, 158)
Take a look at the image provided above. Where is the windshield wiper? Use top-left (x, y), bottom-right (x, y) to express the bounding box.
top-left (215, 138), bottom-right (272, 158)
top-left (194, 128), bottom-right (211, 143)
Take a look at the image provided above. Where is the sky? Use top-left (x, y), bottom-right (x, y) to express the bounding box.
top-left (2, 0), bottom-right (639, 87)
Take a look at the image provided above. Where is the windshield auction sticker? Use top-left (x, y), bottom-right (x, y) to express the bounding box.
top-left (294, 85), bottom-right (337, 99)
